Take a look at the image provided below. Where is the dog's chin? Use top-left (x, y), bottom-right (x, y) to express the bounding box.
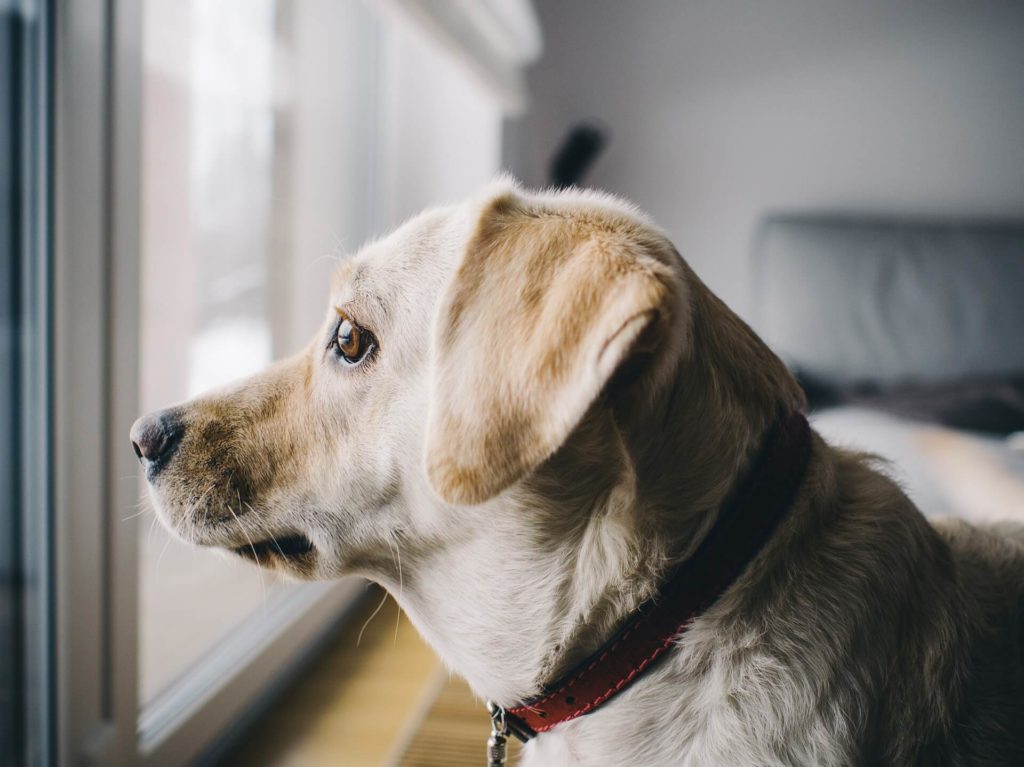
top-left (228, 532), bottom-right (319, 577)
top-left (146, 490), bottom-right (322, 578)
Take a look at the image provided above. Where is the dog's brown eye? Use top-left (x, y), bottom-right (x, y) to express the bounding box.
top-left (334, 313), bottom-right (375, 365)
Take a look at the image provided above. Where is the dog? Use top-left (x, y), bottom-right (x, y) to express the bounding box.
top-left (132, 180), bottom-right (1024, 765)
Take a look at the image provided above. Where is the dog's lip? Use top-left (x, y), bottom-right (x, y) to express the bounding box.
top-left (232, 533), bottom-right (315, 561)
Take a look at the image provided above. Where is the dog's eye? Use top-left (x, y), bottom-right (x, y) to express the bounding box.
top-left (333, 312), bottom-right (375, 365)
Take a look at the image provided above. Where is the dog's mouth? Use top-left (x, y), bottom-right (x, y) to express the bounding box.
top-left (232, 533), bottom-right (315, 563)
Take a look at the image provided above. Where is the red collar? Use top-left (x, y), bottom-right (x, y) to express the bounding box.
top-left (498, 411), bottom-right (813, 742)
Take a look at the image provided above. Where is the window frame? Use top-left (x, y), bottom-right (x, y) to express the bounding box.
top-left (53, 3), bottom-right (367, 765)
top-left (52, 1), bottom-right (141, 763)
top-left (3, 0), bottom-right (55, 764)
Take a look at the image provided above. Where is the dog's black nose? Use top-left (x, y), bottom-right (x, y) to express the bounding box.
top-left (130, 410), bottom-right (183, 472)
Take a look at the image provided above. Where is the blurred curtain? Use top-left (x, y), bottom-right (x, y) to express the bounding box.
top-left (376, 0), bottom-right (542, 113)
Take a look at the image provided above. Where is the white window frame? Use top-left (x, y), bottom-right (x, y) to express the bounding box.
top-left (53, 1), bottom-right (140, 763)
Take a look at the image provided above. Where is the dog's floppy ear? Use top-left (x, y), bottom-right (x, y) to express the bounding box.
top-left (425, 190), bottom-right (682, 505)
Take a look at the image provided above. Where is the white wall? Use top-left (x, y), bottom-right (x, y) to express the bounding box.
top-left (379, 18), bottom-right (504, 226)
top-left (278, 0), bottom-right (381, 352)
top-left (509, 0), bottom-right (1024, 319)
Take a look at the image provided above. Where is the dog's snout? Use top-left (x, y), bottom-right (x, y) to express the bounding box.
top-left (130, 410), bottom-right (183, 473)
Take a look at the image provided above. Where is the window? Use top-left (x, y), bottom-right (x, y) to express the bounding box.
top-left (139, 0), bottom-right (382, 706)
top-left (138, 2), bottom-right (382, 758)
top-left (44, 0), bottom-right (538, 763)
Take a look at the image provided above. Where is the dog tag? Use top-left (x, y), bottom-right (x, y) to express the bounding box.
top-left (486, 701), bottom-right (508, 767)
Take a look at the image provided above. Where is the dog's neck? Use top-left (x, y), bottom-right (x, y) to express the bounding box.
top-left (384, 274), bottom-right (803, 708)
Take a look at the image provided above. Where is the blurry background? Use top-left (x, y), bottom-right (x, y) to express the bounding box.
top-left (2, 1), bottom-right (1023, 766)
top-left (509, 0), bottom-right (1024, 318)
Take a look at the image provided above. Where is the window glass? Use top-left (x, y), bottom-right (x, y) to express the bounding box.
top-left (140, 0), bottom-right (379, 703)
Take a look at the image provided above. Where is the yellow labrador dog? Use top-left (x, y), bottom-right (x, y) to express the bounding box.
top-left (132, 180), bottom-right (1024, 766)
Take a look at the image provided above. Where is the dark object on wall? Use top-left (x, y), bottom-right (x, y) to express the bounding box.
top-left (549, 124), bottom-right (607, 188)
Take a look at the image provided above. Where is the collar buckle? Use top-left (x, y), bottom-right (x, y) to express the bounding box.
top-left (486, 701), bottom-right (509, 766)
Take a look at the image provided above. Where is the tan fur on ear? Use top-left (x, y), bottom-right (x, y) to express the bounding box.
top-left (426, 191), bottom-right (684, 505)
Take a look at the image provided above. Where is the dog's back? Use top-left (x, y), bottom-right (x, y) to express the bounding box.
top-left (817, 456), bottom-right (1024, 765)
top-left (928, 517), bottom-right (1024, 765)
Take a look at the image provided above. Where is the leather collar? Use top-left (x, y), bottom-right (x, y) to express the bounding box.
top-left (499, 410), bottom-right (813, 742)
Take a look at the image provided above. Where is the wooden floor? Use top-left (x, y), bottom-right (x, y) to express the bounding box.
top-left (224, 592), bottom-right (440, 767)
top-left (221, 590), bottom-right (518, 767)
top-left (396, 668), bottom-right (523, 767)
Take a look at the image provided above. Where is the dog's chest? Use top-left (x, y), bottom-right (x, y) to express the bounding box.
top-left (515, 645), bottom-right (852, 767)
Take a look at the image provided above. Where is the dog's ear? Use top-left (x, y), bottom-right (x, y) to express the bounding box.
top-left (425, 190), bottom-right (683, 505)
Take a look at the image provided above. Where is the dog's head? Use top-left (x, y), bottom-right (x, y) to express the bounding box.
top-left (132, 178), bottom-right (794, 598)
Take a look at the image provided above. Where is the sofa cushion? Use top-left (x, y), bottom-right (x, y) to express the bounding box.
top-left (753, 216), bottom-right (1024, 387)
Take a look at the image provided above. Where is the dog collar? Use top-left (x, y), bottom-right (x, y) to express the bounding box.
top-left (487, 410), bottom-right (813, 747)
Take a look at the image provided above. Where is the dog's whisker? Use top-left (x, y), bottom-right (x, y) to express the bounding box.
top-left (146, 512), bottom-right (159, 546)
top-left (124, 495), bottom-right (153, 521)
top-left (177, 484), bottom-right (211, 537)
top-left (307, 251), bottom-right (344, 271)
top-left (357, 588), bottom-right (390, 648)
top-left (226, 501), bottom-right (268, 617)
top-left (387, 533), bottom-right (404, 646)
top-left (122, 507), bottom-right (152, 522)
top-left (195, 483), bottom-right (216, 520)
top-left (234, 491), bottom-right (272, 613)
top-left (243, 501), bottom-right (286, 560)
top-left (184, 483), bottom-right (217, 534)
top-left (156, 530), bottom-right (173, 572)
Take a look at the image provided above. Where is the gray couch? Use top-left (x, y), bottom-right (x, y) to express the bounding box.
top-left (752, 215), bottom-right (1024, 520)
